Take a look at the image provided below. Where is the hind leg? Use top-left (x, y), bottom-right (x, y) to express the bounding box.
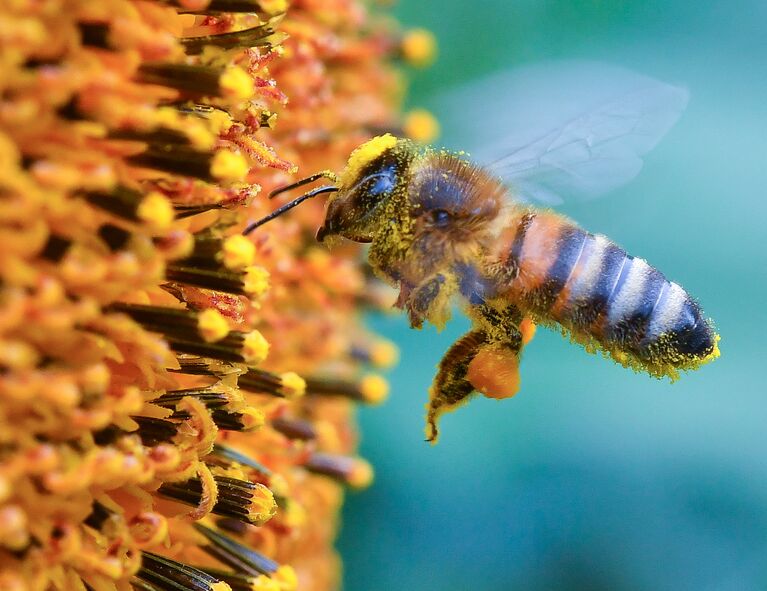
top-left (426, 303), bottom-right (529, 443)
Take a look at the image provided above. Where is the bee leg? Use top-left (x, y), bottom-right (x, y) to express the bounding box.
top-left (426, 329), bottom-right (489, 443)
top-left (402, 273), bottom-right (456, 330)
top-left (426, 304), bottom-right (529, 443)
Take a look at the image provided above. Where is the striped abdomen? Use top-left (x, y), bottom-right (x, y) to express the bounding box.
top-left (500, 211), bottom-right (718, 376)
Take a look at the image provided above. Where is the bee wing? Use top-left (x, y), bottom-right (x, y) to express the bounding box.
top-left (431, 61), bottom-right (689, 205)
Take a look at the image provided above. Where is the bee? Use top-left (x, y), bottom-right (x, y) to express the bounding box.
top-left (245, 62), bottom-right (720, 442)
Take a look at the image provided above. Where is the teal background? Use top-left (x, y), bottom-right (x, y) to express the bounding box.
top-left (338, 1), bottom-right (766, 589)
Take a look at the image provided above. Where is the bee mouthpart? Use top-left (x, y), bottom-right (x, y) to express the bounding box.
top-left (316, 224), bottom-right (333, 242)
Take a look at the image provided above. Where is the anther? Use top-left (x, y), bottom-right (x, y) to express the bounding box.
top-left (304, 453), bottom-right (374, 489)
top-left (158, 475), bottom-right (275, 525)
top-left (194, 523), bottom-right (279, 577)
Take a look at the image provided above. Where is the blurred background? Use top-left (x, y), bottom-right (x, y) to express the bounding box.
top-left (338, 1), bottom-right (766, 589)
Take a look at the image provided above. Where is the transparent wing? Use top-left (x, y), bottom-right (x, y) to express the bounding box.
top-left (430, 61), bottom-right (689, 205)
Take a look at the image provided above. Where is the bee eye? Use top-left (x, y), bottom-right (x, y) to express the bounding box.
top-left (365, 168), bottom-right (396, 196)
top-left (429, 209), bottom-right (452, 226)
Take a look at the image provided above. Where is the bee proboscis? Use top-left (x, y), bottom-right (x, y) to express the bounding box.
top-left (245, 62), bottom-right (720, 442)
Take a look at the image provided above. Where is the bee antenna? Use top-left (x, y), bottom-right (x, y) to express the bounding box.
top-left (243, 185), bottom-right (339, 235)
top-left (269, 170), bottom-right (339, 199)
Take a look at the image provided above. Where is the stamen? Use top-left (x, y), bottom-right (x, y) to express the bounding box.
top-left (106, 303), bottom-right (267, 364)
top-left (304, 453), bottom-right (374, 489)
top-left (238, 369), bottom-right (305, 399)
top-left (82, 186), bottom-right (145, 221)
top-left (158, 475), bottom-right (275, 525)
top-left (126, 146), bottom-right (248, 183)
top-left (242, 185), bottom-right (338, 235)
top-left (271, 417), bottom-right (317, 441)
top-left (137, 551), bottom-right (230, 591)
top-left (304, 374), bottom-right (389, 404)
top-left (131, 416), bottom-right (180, 446)
top-left (171, 356), bottom-right (235, 377)
top-left (181, 20), bottom-right (283, 55)
top-left (152, 386), bottom-right (231, 409)
top-left (189, 568), bottom-right (263, 591)
top-left (194, 523), bottom-right (279, 577)
top-left (137, 63), bottom-right (231, 97)
top-left (209, 443), bottom-right (272, 477)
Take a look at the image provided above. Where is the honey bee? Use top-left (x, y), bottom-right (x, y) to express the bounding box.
top-left (245, 62), bottom-right (720, 442)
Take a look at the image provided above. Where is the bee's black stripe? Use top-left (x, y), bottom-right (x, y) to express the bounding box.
top-left (527, 226), bottom-right (587, 311)
top-left (605, 264), bottom-right (665, 349)
top-left (568, 242), bottom-right (627, 331)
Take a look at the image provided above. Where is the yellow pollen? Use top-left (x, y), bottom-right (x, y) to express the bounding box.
top-left (185, 124), bottom-right (215, 151)
top-left (252, 575), bottom-right (281, 591)
top-left (403, 109), bottom-right (440, 143)
top-left (247, 483), bottom-right (277, 525)
top-left (340, 134), bottom-right (398, 187)
top-left (274, 565), bottom-right (299, 591)
top-left (520, 318), bottom-right (537, 346)
top-left (369, 340), bottom-right (399, 369)
top-left (207, 109), bottom-right (233, 135)
top-left (243, 266), bottom-right (270, 296)
top-left (219, 66), bottom-right (254, 101)
top-left (359, 374), bottom-right (389, 404)
top-left (702, 334), bottom-right (721, 364)
top-left (210, 583), bottom-right (232, 591)
top-left (401, 28), bottom-right (437, 68)
top-left (222, 234), bottom-right (256, 270)
top-left (197, 308), bottom-right (230, 343)
top-left (210, 150), bottom-right (249, 182)
top-left (347, 458), bottom-right (374, 489)
top-left (242, 330), bottom-right (270, 365)
top-left (260, 0), bottom-right (288, 14)
top-left (279, 372), bottom-right (306, 399)
top-left (238, 406), bottom-right (266, 431)
top-left (137, 191), bottom-right (174, 231)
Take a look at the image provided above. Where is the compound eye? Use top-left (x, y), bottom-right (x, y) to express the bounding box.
top-left (429, 208), bottom-right (452, 226)
top-left (363, 166), bottom-right (397, 198)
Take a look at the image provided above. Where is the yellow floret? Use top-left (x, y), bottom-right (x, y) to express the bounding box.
top-left (207, 108), bottom-right (233, 135)
top-left (279, 371), bottom-right (306, 399)
top-left (369, 340), bottom-right (399, 369)
top-left (242, 330), bottom-right (269, 365)
top-left (403, 109), bottom-right (440, 144)
top-left (401, 28), bottom-right (437, 68)
top-left (247, 482), bottom-right (277, 525)
top-left (359, 374), bottom-right (389, 405)
top-left (243, 266), bottom-right (270, 296)
top-left (238, 406), bottom-right (266, 431)
top-left (347, 458), bottom-right (374, 489)
top-left (274, 565), bottom-right (299, 591)
top-left (219, 66), bottom-right (254, 101)
top-left (222, 234), bottom-right (256, 270)
top-left (251, 575), bottom-right (280, 591)
top-left (260, 0), bottom-right (288, 14)
top-left (210, 150), bottom-right (249, 182)
top-left (340, 134), bottom-right (398, 187)
top-left (137, 191), bottom-right (174, 231)
top-left (197, 308), bottom-right (230, 343)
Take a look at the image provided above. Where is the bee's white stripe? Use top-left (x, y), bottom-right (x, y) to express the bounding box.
top-left (568, 234), bottom-right (609, 299)
top-left (646, 281), bottom-right (686, 339)
top-left (607, 257), bottom-right (651, 323)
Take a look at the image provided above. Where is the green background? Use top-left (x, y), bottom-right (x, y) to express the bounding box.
top-left (338, 1), bottom-right (766, 589)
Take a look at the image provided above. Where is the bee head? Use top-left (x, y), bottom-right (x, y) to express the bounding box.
top-left (317, 134), bottom-right (416, 243)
